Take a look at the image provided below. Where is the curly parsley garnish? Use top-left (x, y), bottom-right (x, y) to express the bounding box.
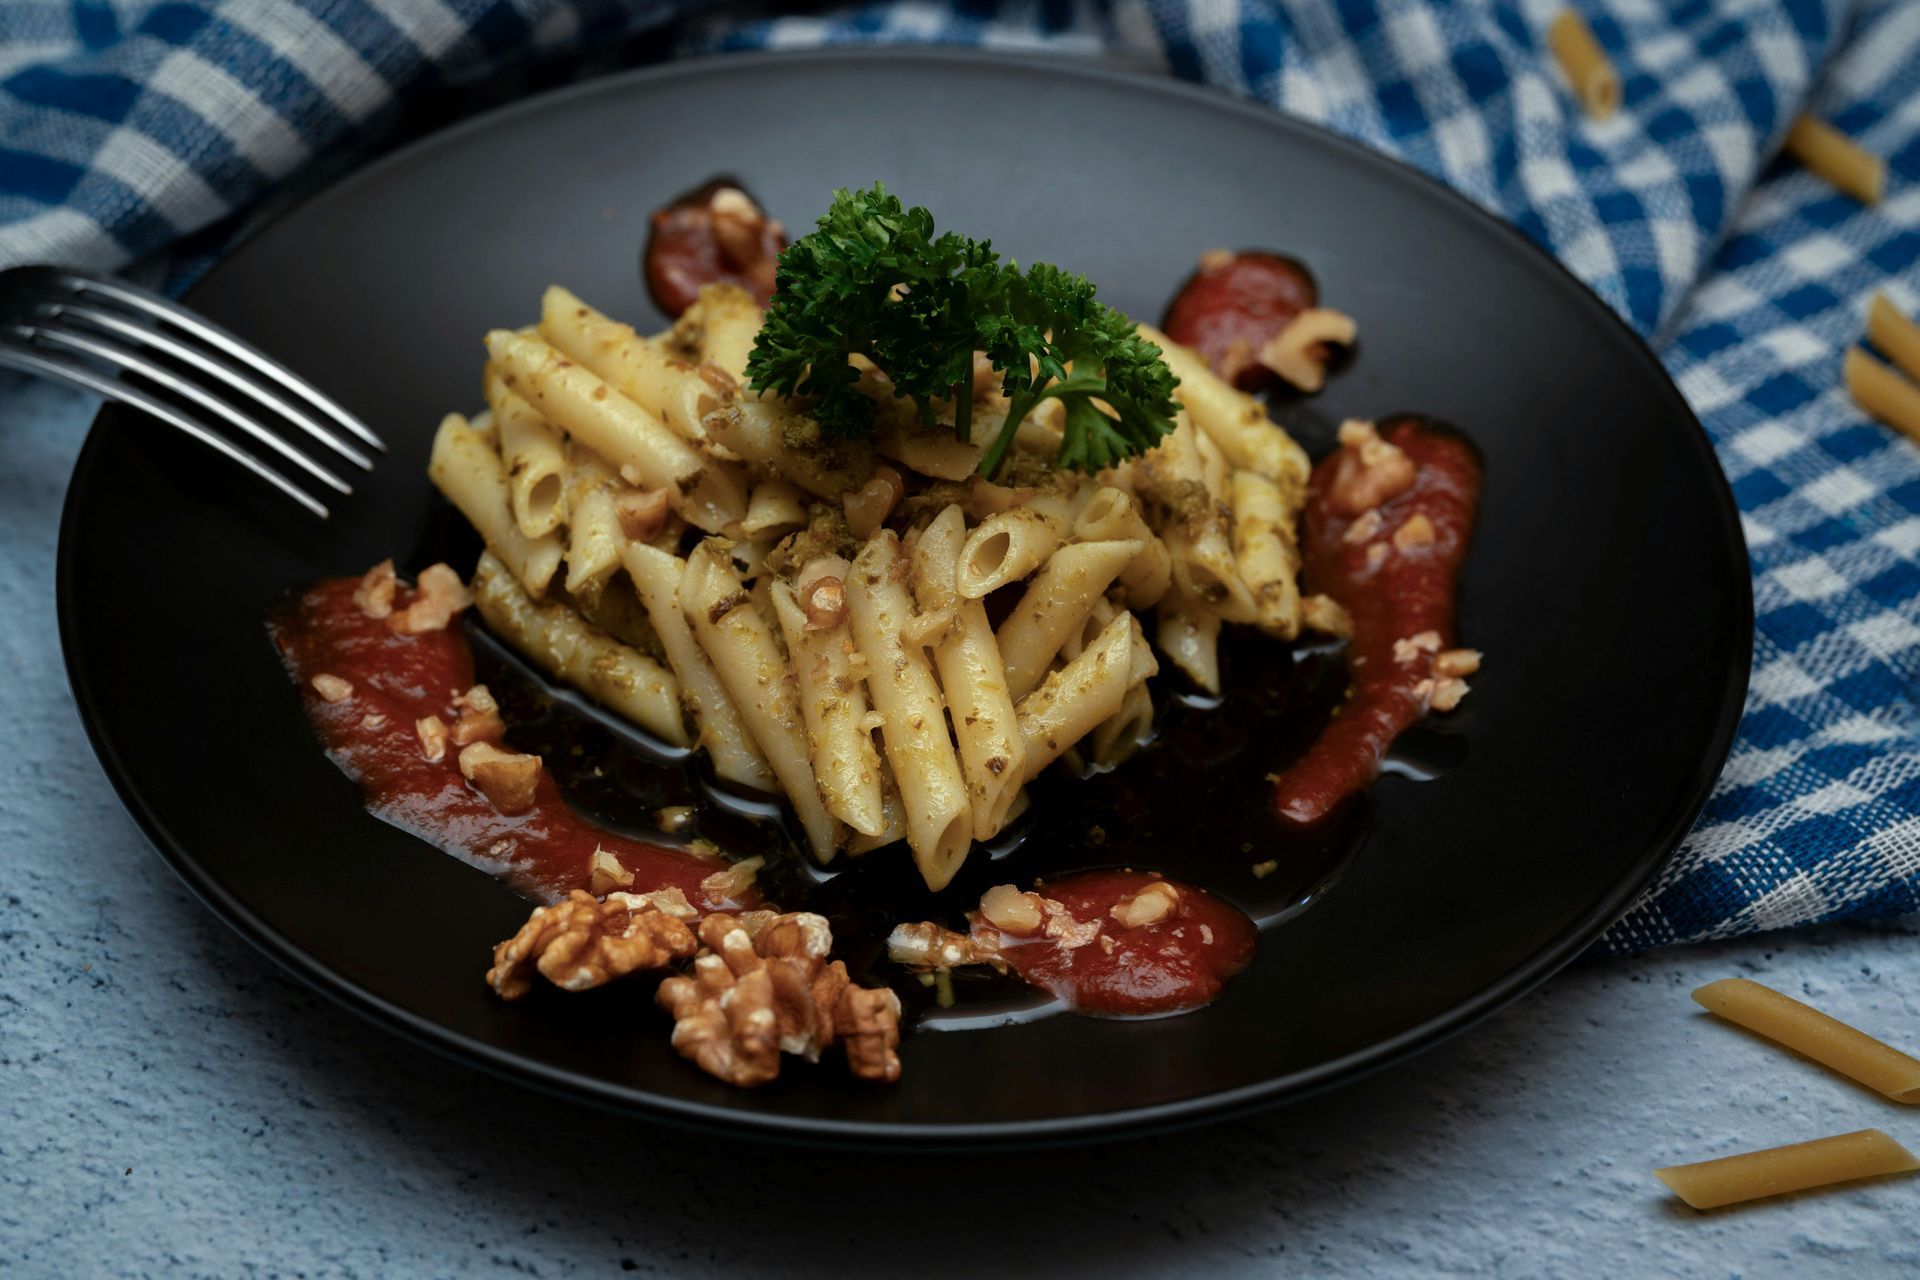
top-left (744, 184), bottom-right (1179, 480)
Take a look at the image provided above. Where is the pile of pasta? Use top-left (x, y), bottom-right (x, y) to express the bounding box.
top-left (429, 283), bottom-right (1324, 891)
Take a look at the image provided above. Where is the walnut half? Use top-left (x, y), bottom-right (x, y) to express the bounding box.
top-left (486, 889), bottom-right (699, 999)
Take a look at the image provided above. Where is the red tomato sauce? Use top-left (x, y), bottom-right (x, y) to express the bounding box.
top-left (979, 871), bottom-right (1256, 1016)
top-left (1161, 250), bottom-right (1318, 389)
top-left (1270, 417), bottom-right (1482, 825)
top-left (643, 177), bottom-right (785, 319)
top-left (267, 576), bottom-right (727, 906)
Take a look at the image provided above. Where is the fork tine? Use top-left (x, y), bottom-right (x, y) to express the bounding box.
top-left (18, 323), bottom-right (352, 495)
top-left (0, 339), bottom-right (330, 518)
top-left (43, 266), bottom-right (386, 453)
top-left (36, 297), bottom-right (374, 471)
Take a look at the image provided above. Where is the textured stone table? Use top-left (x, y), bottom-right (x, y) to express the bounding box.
top-left (4, 373), bottom-right (1917, 1278)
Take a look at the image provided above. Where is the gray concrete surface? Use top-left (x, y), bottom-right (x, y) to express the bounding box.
top-left (4, 372), bottom-right (1918, 1278)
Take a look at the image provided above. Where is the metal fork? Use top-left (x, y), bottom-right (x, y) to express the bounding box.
top-left (0, 265), bottom-right (384, 518)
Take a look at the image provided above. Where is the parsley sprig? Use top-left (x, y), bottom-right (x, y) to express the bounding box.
top-left (744, 184), bottom-right (1179, 479)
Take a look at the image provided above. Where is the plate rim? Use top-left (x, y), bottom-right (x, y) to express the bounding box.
top-left (55, 44), bottom-right (1754, 1147)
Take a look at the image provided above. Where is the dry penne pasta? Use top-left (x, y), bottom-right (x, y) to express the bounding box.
top-left (1693, 978), bottom-right (1920, 1102)
top-left (1015, 611), bottom-right (1139, 782)
top-left (680, 540), bottom-right (838, 860)
top-left (1784, 115), bottom-right (1885, 205)
top-left (846, 530), bottom-right (972, 889)
top-left (620, 542), bottom-right (775, 792)
top-left (1845, 347), bottom-right (1920, 444)
top-left (769, 570), bottom-right (887, 837)
top-left (485, 367), bottom-right (568, 539)
top-left (1655, 1130), bottom-right (1918, 1210)
top-left (996, 538), bottom-right (1143, 701)
top-left (1548, 8), bottom-right (1620, 120)
top-left (1867, 293), bottom-right (1920, 385)
top-left (427, 412), bottom-right (564, 598)
top-left (470, 552), bottom-right (687, 746)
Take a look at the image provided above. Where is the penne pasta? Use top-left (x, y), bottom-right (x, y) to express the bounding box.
top-left (1134, 419), bottom-right (1259, 622)
top-left (427, 413), bottom-right (564, 598)
top-left (1548, 8), bottom-right (1620, 121)
top-left (846, 530), bottom-right (972, 889)
top-left (1139, 324), bottom-right (1311, 489)
top-left (1784, 115), bottom-right (1885, 205)
top-left (769, 569), bottom-right (888, 837)
top-left (678, 282), bottom-right (765, 381)
top-left (1655, 1130), bottom-right (1918, 1210)
top-left (1074, 486), bottom-right (1172, 608)
top-left (561, 452), bottom-right (628, 601)
top-left (1867, 293), bottom-right (1920, 386)
top-left (470, 552), bottom-right (687, 746)
top-left (701, 397), bottom-right (874, 499)
top-left (1015, 611), bottom-right (1139, 783)
top-left (680, 540), bottom-right (839, 861)
top-left (1845, 347), bottom-right (1920, 445)
top-left (539, 285), bottom-right (731, 449)
top-left (485, 367), bottom-right (568, 539)
top-left (955, 495), bottom-right (1073, 598)
top-left (996, 538), bottom-right (1143, 701)
top-left (1089, 681), bottom-right (1155, 769)
top-left (740, 478), bottom-right (809, 538)
top-left (846, 769), bottom-right (908, 855)
top-left (1156, 590), bottom-right (1223, 694)
top-left (1230, 469), bottom-right (1304, 639)
top-left (484, 328), bottom-right (744, 532)
top-left (910, 505), bottom-right (1026, 839)
top-left (620, 542), bottom-right (776, 792)
top-left (1693, 978), bottom-right (1920, 1103)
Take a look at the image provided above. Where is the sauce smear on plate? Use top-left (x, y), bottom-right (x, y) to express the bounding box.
top-left (983, 871), bottom-right (1256, 1016)
top-left (1270, 416), bottom-right (1482, 825)
top-left (269, 576), bottom-right (725, 904)
top-left (643, 177), bottom-right (786, 318)
top-left (1162, 249), bottom-right (1318, 388)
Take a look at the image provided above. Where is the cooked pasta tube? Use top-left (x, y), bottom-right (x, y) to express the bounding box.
top-left (427, 413), bottom-right (564, 598)
top-left (539, 285), bottom-right (729, 448)
top-left (1135, 420), bottom-right (1259, 622)
top-left (1693, 978), bottom-right (1920, 1103)
top-left (877, 420), bottom-right (983, 481)
top-left (1548, 8), bottom-right (1620, 121)
top-left (1139, 324), bottom-right (1311, 488)
top-left (562, 453), bottom-right (627, 600)
top-left (1655, 1130), bottom-right (1918, 1210)
top-left (847, 770), bottom-right (908, 855)
top-left (1156, 590), bottom-right (1222, 694)
top-left (910, 505), bottom-right (1026, 839)
top-left (485, 367), bottom-right (567, 539)
top-left (1867, 293), bottom-right (1920, 385)
top-left (484, 329), bottom-right (742, 532)
top-left (1089, 682), bottom-right (1156, 769)
top-left (846, 530), bottom-right (972, 889)
top-left (1845, 347), bottom-right (1920, 444)
top-left (701, 398), bottom-right (873, 499)
top-left (1074, 486), bottom-right (1172, 608)
top-left (680, 541), bottom-right (838, 861)
top-left (996, 539), bottom-right (1144, 701)
top-left (678, 282), bottom-right (764, 380)
top-left (955, 495), bottom-right (1074, 598)
top-left (740, 478), bottom-right (809, 538)
top-left (620, 542), bottom-right (775, 792)
top-left (1230, 469), bottom-right (1304, 639)
top-left (1784, 115), bottom-right (1885, 205)
top-left (1015, 612), bottom-right (1138, 782)
top-left (470, 553), bottom-right (686, 746)
top-left (769, 572), bottom-right (887, 837)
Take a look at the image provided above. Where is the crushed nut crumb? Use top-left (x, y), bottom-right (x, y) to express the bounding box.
top-left (415, 715), bottom-right (449, 763)
top-left (458, 741), bottom-right (541, 814)
top-left (1110, 880), bottom-right (1181, 929)
top-left (311, 673), bottom-right (353, 702)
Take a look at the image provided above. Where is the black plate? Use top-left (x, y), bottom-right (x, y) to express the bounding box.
top-left (57, 49), bottom-right (1750, 1146)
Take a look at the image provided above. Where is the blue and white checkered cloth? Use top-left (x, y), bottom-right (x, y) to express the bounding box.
top-left (4, 1), bottom-right (1918, 953)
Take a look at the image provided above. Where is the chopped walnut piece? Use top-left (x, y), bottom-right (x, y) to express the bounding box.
top-left (1257, 307), bottom-right (1357, 392)
top-left (696, 360), bottom-right (737, 398)
top-left (707, 186), bottom-right (784, 295)
top-left (1040, 898), bottom-right (1102, 951)
top-left (1393, 637), bottom-right (1421, 665)
top-left (415, 715), bottom-right (449, 763)
top-left (1302, 593), bottom-right (1352, 639)
top-left (699, 855), bottom-right (764, 907)
top-left (834, 985), bottom-right (903, 1084)
top-left (1430, 677), bottom-right (1470, 712)
top-left (389, 563), bottom-right (472, 635)
top-left (801, 574), bottom-right (847, 630)
top-left (615, 488), bottom-right (673, 542)
top-left (843, 464), bottom-right (905, 539)
top-left (1434, 648), bottom-right (1482, 678)
top-left (658, 955), bottom-right (784, 1087)
top-left (887, 921), bottom-right (1005, 972)
top-left (352, 560), bottom-right (396, 619)
top-left (311, 673), bottom-right (353, 703)
top-left (458, 742), bottom-right (541, 814)
top-left (1365, 543), bottom-right (1388, 571)
top-left (1342, 508), bottom-right (1384, 545)
top-left (486, 889), bottom-right (698, 999)
top-left (450, 684), bottom-right (505, 747)
top-left (1111, 880), bottom-right (1181, 929)
top-left (1327, 420), bottom-right (1417, 516)
top-left (978, 884), bottom-right (1046, 935)
top-left (1392, 513), bottom-right (1436, 550)
top-left (588, 847), bottom-right (635, 895)
top-left (360, 712), bottom-right (387, 730)
top-left (1408, 630), bottom-right (1441, 652)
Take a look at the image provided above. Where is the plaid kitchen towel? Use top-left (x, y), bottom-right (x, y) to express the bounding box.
top-left (3, 0), bottom-right (1918, 952)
